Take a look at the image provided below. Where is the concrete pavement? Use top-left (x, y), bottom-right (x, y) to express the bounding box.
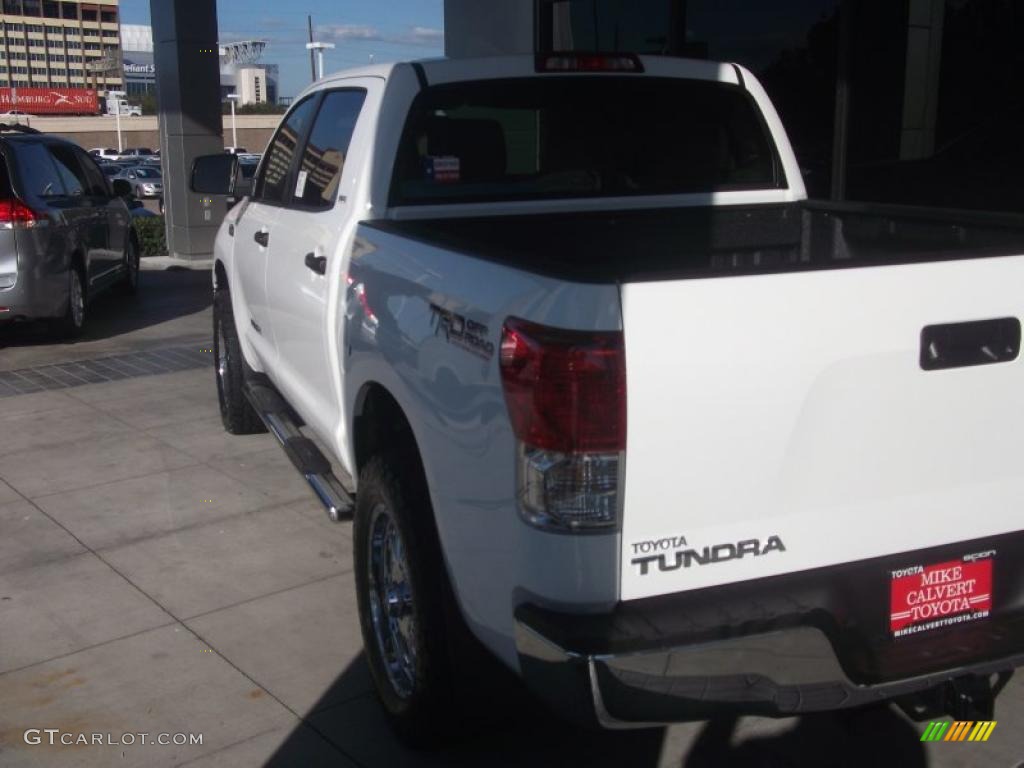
top-left (1, 263), bottom-right (1023, 767)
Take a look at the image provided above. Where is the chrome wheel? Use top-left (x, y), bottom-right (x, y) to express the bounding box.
top-left (69, 270), bottom-right (84, 329)
top-left (367, 503), bottom-right (418, 699)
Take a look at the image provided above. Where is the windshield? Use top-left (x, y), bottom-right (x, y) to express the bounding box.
top-left (391, 76), bottom-right (781, 206)
top-left (134, 168), bottom-right (161, 178)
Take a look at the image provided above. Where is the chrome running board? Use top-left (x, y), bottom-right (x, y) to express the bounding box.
top-left (243, 378), bottom-right (354, 522)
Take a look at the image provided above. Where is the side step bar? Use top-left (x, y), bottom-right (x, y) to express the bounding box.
top-left (243, 378), bottom-right (354, 522)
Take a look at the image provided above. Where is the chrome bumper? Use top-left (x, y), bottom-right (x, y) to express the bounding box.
top-left (515, 617), bottom-right (1024, 729)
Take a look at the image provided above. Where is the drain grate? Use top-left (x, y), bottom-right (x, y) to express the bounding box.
top-left (0, 343), bottom-right (213, 397)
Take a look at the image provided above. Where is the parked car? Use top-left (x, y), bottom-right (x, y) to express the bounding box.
top-left (224, 146), bottom-right (248, 155)
top-left (89, 147), bottom-right (121, 161)
top-left (0, 125), bottom-right (139, 336)
top-left (0, 110), bottom-right (34, 121)
top-left (120, 147), bottom-right (155, 160)
top-left (111, 165), bottom-right (163, 199)
top-left (192, 54), bottom-right (1024, 744)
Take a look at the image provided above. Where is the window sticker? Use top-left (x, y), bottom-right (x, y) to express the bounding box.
top-left (294, 169), bottom-right (309, 198)
top-left (424, 155), bottom-right (460, 184)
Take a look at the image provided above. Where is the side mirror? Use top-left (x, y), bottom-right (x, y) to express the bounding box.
top-left (111, 179), bottom-right (133, 198)
top-left (191, 154), bottom-right (237, 196)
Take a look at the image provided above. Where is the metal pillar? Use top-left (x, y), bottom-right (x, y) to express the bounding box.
top-left (151, 0), bottom-right (225, 261)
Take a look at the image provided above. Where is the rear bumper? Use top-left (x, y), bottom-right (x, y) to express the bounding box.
top-left (515, 531), bottom-right (1024, 727)
top-left (0, 268), bottom-right (67, 321)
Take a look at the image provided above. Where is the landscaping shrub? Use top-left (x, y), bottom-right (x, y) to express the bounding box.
top-left (133, 216), bottom-right (168, 256)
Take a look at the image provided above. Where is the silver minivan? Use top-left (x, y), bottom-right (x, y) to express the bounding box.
top-left (0, 127), bottom-right (140, 337)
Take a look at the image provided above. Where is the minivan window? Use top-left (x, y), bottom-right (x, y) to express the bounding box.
top-left (74, 148), bottom-right (110, 196)
top-left (253, 96), bottom-right (318, 205)
top-left (392, 77), bottom-right (782, 206)
top-left (292, 89), bottom-right (367, 209)
top-left (48, 144), bottom-right (94, 196)
top-left (15, 142), bottom-right (66, 198)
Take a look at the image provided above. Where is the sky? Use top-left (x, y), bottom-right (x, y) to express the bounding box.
top-left (118, 0), bottom-right (445, 99)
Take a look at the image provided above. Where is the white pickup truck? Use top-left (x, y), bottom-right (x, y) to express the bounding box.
top-left (191, 53), bottom-right (1024, 744)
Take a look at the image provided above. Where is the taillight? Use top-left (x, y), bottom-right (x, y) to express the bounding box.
top-left (0, 199), bottom-right (42, 229)
top-left (500, 317), bottom-right (626, 532)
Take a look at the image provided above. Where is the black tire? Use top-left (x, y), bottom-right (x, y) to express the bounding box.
top-left (213, 288), bottom-right (265, 435)
top-left (52, 263), bottom-right (86, 339)
top-left (120, 234), bottom-right (140, 295)
top-left (354, 455), bottom-right (460, 748)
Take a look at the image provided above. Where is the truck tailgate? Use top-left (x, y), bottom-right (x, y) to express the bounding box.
top-left (620, 253), bottom-right (1024, 601)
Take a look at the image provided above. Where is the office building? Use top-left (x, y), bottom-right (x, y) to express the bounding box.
top-left (0, 0), bottom-right (123, 111)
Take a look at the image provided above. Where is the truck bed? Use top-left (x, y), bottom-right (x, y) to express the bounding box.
top-left (366, 202), bottom-right (1024, 284)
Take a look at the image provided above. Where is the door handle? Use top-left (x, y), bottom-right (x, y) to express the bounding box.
top-left (254, 230), bottom-right (269, 247)
top-left (920, 317), bottom-right (1021, 370)
top-left (305, 253), bottom-right (327, 275)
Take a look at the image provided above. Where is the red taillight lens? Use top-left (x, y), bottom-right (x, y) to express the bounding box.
top-left (0, 199), bottom-right (40, 227)
top-left (500, 317), bottom-right (626, 453)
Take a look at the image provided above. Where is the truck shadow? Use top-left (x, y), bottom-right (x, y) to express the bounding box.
top-left (264, 653), bottom-right (929, 767)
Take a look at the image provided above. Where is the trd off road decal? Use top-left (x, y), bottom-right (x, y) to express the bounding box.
top-left (890, 551), bottom-right (994, 638)
top-left (429, 303), bottom-right (495, 361)
top-left (630, 534), bottom-right (786, 575)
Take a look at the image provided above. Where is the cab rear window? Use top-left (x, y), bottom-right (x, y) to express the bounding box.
top-left (391, 76), bottom-right (782, 206)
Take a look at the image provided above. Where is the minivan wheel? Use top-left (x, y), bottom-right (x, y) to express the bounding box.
top-left (212, 288), bottom-right (265, 435)
top-left (355, 456), bottom-right (459, 748)
top-left (53, 266), bottom-right (86, 338)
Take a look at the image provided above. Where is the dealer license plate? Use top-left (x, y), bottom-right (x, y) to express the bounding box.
top-left (890, 551), bottom-right (994, 638)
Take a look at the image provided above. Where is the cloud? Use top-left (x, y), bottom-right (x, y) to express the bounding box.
top-left (317, 24), bottom-right (384, 42)
top-left (407, 26), bottom-right (443, 44)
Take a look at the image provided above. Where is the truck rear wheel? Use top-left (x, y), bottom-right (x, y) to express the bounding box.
top-left (213, 288), bottom-right (265, 435)
top-left (354, 455), bottom-right (458, 747)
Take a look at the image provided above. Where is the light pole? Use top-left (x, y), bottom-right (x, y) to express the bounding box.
top-left (305, 42), bottom-right (335, 81)
top-left (108, 89), bottom-right (126, 153)
top-left (226, 93), bottom-right (240, 149)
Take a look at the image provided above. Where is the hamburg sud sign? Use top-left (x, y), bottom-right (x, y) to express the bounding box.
top-left (0, 88), bottom-right (98, 115)
top-left (890, 552), bottom-right (993, 638)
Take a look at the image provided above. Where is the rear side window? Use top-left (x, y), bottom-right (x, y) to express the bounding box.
top-left (14, 143), bottom-right (66, 198)
top-left (74, 148), bottom-right (110, 196)
top-left (292, 89), bottom-right (367, 209)
top-left (392, 76), bottom-right (782, 206)
top-left (253, 96), bottom-right (318, 205)
top-left (47, 145), bottom-right (85, 196)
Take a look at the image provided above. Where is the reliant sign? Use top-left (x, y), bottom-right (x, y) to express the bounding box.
top-left (0, 88), bottom-right (98, 115)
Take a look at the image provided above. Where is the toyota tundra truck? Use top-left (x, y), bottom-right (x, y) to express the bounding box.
top-left (191, 53), bottom-right (1024, 744)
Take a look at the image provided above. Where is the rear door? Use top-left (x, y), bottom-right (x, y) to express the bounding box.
top-left (233, 94), bottom-right (319, 367)
top-left (619, 252), bottom-right (1024, 601)
top-left (265, 85), bottom-right (370, 441)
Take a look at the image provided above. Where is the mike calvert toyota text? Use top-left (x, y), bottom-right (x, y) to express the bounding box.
top-left (190, 52), bottom-right (1024, 744)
